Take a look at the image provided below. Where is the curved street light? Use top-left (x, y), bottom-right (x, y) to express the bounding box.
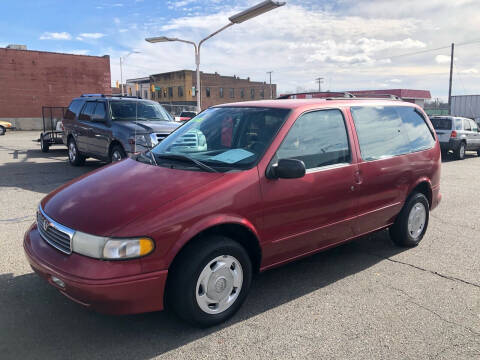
top-left (120, 51), bottom-right (140, 96)
top-left (146, 1), bottom-right (286, 112)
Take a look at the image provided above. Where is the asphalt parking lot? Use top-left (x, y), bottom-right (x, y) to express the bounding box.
top-left (1, 131), bottom-right (479, 360)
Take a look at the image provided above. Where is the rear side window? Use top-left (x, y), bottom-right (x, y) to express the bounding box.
top-left (351, 106), bottom-right (435, 161)
top-left (430, 117), bottom-right (451, 130)
top-left (276, 109), bottom-right (350, 170)
top-left (463, 119), bottom-right (471, 131)
top-left (94, 102), bottom-right (106, 119)
top-left (471, 120), bottom-right (478, 132)
top-left (64, 100), bottom-right (83, 120)
top-left (455, 119), bottom-right (463, 130)
top-left (79, 102), bottom-right (96, 121)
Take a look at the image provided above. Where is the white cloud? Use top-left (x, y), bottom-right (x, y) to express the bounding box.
top-left (114, 17), bottom-right (121, 24)
top-left (39, 32), bottom-right (72, 40)
top-left (68, 49), bottom-right (90, 55)
top-left (435, 55), bottom-right (451, 64)
top-left (389, 79), bottom-right (403, 83)
top-left (459, 68), bottom-right (478, 74)
top-left (77, 33), bottom-right (106, 41)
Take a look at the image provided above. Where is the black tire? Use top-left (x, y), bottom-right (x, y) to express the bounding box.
top-left (477, 149), bottom-right (480, 157)
top-left (40, 134), bottom-right (49, 153)
top-left (166, 236), bottom-right (252, 327)
top-left (0, 126), bottom-right (5, 135)
top-left (110, 144), bottom-right (127, 163)
top-left (67, 138), bottom-right (85, 166)
top-left (454, 142), bottom-right (466, 160)
top-left (390, 192), bottom-right (429, 247)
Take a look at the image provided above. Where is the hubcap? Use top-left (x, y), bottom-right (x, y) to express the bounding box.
top-left (68, 142), bottom-right (76, 161)
top-left (407, 202), bottom-right (426, 239)
top-left (195, 255), bottom-right (243, 314)
top-left (112, 150), bottom-right (122, 162)
top-left (460, 144), bottom-right (465, 158)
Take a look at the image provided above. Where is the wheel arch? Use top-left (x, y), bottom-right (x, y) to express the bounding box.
top-left (168, 220), bottom-right (262, 275)
top-left (108, 140), bottom-right (125, 155)
top-left (409, 178), bottom-right (433, 208)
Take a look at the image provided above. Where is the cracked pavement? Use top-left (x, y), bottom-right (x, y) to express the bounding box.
top-left (0, 131), bottom-right (479, 359)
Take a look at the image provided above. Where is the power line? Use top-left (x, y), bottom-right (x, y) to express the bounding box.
top-left (376, 38), bottom-right (480, 61)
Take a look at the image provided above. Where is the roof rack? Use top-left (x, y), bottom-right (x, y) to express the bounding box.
top-left (81, 94), bottom-right (105, 97)
top-left (80, 94), bottom-right (143, 99)
top-left (277, 91), bottom-right (403, 101)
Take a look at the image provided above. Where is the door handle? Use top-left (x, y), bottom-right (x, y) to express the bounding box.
top-left (354, 170), bottom-right (363, 184)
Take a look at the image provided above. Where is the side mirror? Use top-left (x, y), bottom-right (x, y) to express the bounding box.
top-left (268, 159), bottom-right (306, 179)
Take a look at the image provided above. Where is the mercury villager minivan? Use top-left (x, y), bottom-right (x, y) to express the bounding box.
top-left (24, 98), bottom-right (441, 327)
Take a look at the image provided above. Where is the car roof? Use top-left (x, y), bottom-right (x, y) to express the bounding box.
top-left (73, 96), bottom-right (152, 102)
top-left (214, 98), bottom-right (420, 111)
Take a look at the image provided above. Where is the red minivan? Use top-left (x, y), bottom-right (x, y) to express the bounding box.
top-left (24, 98), bottom-right (441, 327)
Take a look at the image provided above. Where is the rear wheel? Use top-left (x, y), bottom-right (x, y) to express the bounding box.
top-left (477, 149), bottom-right (480, 157)
top-left (167, 236), bottom-right (252, 327)
top-left (40, 134), bottom-right (49, 152)
top-left (0, 126), bottom-right (5, 135)
top-left (68, 138), bottom-right (85, 166)
top-left (454, 142), bottom-right (466, 160)
top-left (110, 145), bottom-right (127, 162)
top-left (390, 192), bottom-right (429, 247)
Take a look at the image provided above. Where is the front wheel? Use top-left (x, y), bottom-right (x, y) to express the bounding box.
top-left (0, 126), bottom-right (5, 135)
top-left (110, 145), bottom-right (127, 163)
top-left (390, 192), bottom-right (429, 247)
top-left (167, 236), bottom-right (252, 327)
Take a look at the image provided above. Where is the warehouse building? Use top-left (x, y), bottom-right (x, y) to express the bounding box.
top-left (0, 45), bottom-right (111, 130)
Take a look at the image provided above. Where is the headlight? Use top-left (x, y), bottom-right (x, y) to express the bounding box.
top-left (72, 231), bottom-right (154, 260)
top-left (149, 133), bottom-right (159, 146)
top-left (132, 134), bottom-right (151, 147)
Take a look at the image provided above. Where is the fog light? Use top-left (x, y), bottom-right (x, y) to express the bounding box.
top-left (51, 276), bottom-right (65, 289)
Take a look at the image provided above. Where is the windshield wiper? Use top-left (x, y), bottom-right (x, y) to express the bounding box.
top-left (156, 153), bottom-right (218, 173)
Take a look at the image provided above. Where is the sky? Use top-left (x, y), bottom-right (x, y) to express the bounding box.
top-left (1, 0), bottom-right (479, 100)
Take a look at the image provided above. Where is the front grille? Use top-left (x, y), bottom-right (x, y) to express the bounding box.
top-left (36, 209), bottom-right (74, 255)
top-left (155, 133), bottom-right (169, 142)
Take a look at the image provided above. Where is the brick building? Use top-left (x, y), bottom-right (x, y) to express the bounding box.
top-left (0, 46), bottom-right (111, 129)
top-left (127, 70), bottom-right (277, 110)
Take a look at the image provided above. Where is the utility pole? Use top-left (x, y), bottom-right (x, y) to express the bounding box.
top-left (316, 77), bottom-right (324, 92)
top-left (448, 43), bottom-right (454, 114)
top-left (267, 71), bottom-right (273, 99)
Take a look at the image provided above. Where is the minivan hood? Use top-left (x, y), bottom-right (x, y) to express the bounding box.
top-left (114, 120), bottom-right (180, 134)
top-left (42, 159), bottom-right (223, 236)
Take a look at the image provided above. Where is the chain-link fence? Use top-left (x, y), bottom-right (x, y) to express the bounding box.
top-left (159, 103), bottom-right (197, 117)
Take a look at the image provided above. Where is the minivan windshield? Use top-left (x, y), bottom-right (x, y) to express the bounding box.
top-left (110, 100), bottom-right (173, 121)
top-left (150, 107), bottom-right (290, 172)
top-left (430, 117), bottom-right (452, 130)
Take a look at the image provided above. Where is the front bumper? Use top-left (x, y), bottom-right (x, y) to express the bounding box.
top-left (23, 224), bottom-right (168, 315)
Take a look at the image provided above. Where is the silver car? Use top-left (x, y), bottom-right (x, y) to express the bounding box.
top-left (430, 116), bottom-right (480, 160)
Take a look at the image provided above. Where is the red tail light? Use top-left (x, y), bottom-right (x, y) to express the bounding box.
top-left (450, 130), bottom-right (457, 138)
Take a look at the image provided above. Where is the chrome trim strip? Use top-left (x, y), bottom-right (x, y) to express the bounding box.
top-left (37, 205), bottom-right (75, 255)
top-left (305, 162), bottom-right (351, 174)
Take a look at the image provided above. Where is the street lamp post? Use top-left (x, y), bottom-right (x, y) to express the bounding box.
top-left (120, 51), bottom-right (140, 96)
top-left (146, 0), bottom-right (285, 112)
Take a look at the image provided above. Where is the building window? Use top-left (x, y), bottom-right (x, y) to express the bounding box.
top-left (163, 89), bottom-right (167, 98)
top-left (152, 92), bottom-right (155, 100)
top-left (128, 87), bottom-right (132, 96)
top-left (260, 88), bottom-right (265, 98)
top-left (144, 90), bottom-right (148, 99)
top-left (240, 89), bottom-right (245, 98)
top-left (157, 89), bottom-right (161, 99)
top-left (250, 88), bottom-right (255, 99)
top-left (178, 86), bottom-right (184, 97)
top-left (219, 87), bottom-right (224, 98)
top-left (206, 87), bottom-right (211, 97)
top-left (229, 88), bottom-right (234, 98)
top-left (168, 87), bottom-right (173, 98)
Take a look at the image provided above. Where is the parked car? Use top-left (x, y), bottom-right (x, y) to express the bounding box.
top-left (0, 120), bottom-right (13, 135)
top-left (177, 111), bottom-right (197, 122)
top-left (61, 94), bottom-right (180, 165)
top-left (24, 98), bottom-right (441, 327)
top-left (430, 115), bottom-right (480, 159)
